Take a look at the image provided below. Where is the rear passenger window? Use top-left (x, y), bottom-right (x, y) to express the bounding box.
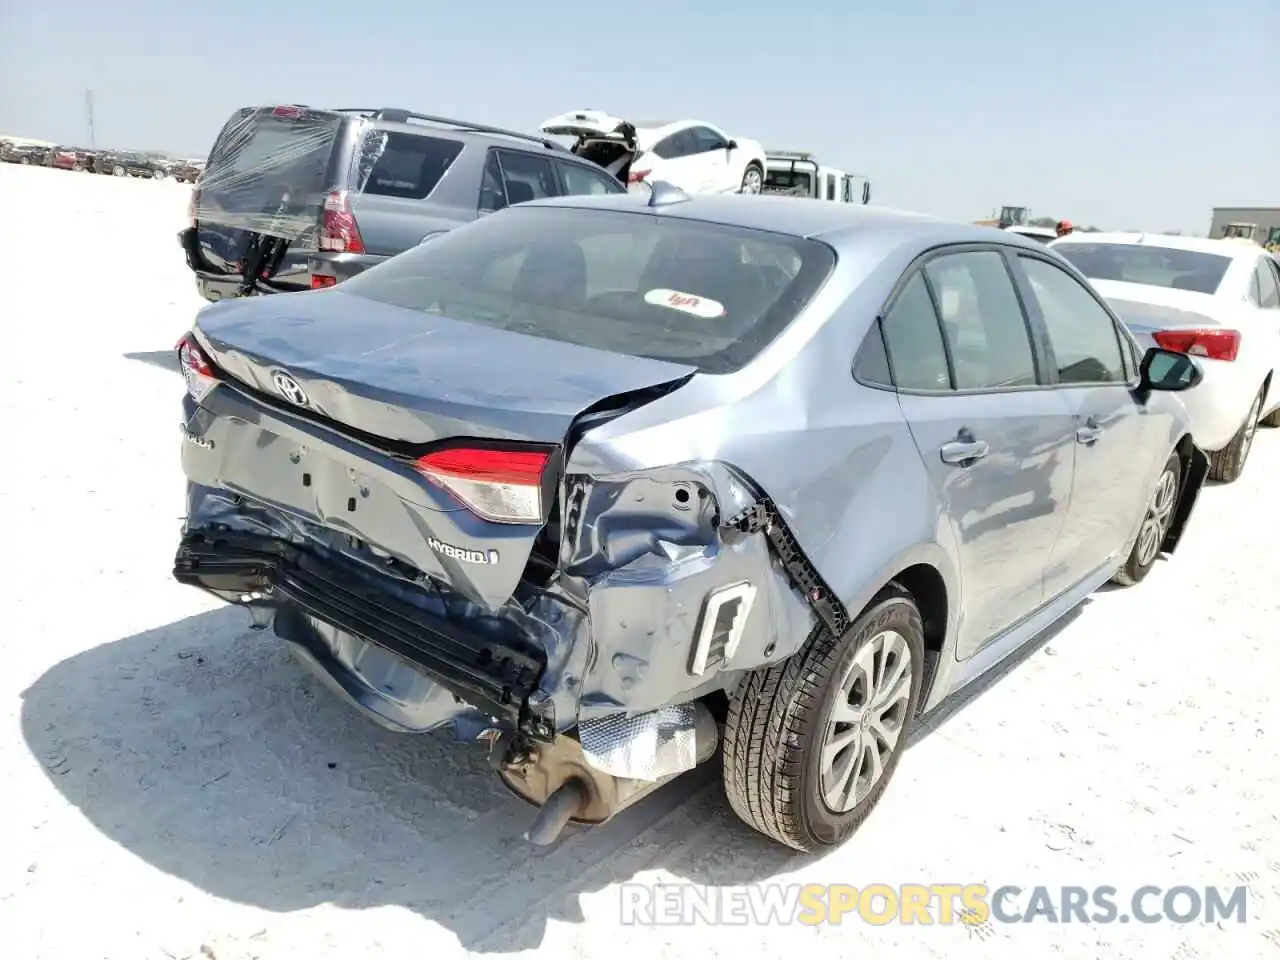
top-left (357, 131), bottom-right (463, 200)
top-left (880, 273), bottom-right (951, 391)
top-left (494, 151), bottom-right (559, 205)
top-left (557, 160), bottom-right (621, 196)
top-left (1255, 260), bottom-right (1280, 308)
top-left (925, 251), bottom-right (1037, 389)
top-left (1019, 256), bottom-right (1127, 384)
top-left (853, 321), bottom-right (893, 387)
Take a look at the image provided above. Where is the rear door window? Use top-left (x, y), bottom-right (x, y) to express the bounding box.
top-left (555, 159), bottom-right (621, 197)
top-left (337, 205), bottom-right (836, 374)
top-left (924, 251), bottom-right (1039, 389)
top-left (877, 273), bottom-right (952, 391)
top-left (494, 150), bottom-right (560, 205)
top-left (355, 130), bottom-right (463, 200)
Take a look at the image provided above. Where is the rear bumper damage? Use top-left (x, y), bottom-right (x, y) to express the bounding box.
top-left (173, 377), bottom-right (838, 837)
top-left (177, 226), bottom-right (311, 300)
top-left (175, 476), bottom-right (817, 742)
top-left (173, 527), bottom-right (548, 736)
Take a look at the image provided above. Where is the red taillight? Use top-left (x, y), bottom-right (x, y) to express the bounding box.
top-left (176, 332), bottom-right (219, 400)
top-left (272, 105), bottom-right (303, 119)
top-left (412, 446), bottom-right (553, 524)
top-left (311, 274), bottom-right (338, 289)
top-left (627, 169), bottom-right (651, 184)
top-left (1152, 328), bottom-right (1240, 362)
top-left (319, 190), bottom-right (364, 254)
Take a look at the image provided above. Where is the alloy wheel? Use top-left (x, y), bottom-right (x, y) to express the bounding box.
top-left (820, 629), bottom-right (913, 813)
top-left (741, 168), bottom-right (762, 194)
top-left (1134, 465), bottom-right (1178, 568)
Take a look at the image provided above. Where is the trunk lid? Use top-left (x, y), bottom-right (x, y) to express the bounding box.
top-left (191, 106), bottom-right (348, 287)
top-left (1103, 295), bottom-right (1222, 353)
top-left (193, 290), bottom-right (697, 444)
top-left (539, 109), bottom-right (638, 181)
top-left (188, 292), bottom-right (698, 607)
top-left (538, 109), bottom-right (632, 140)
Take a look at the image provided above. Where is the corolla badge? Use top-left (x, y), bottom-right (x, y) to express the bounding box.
top-left (271, 370), bottom-right (309, 407)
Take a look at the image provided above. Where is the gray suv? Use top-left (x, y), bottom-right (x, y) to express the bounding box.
top-left (178, 105), bottom-right (627, 301)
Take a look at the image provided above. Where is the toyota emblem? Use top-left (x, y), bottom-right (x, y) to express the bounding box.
top-left (271, 370), bottom-right (310, 407)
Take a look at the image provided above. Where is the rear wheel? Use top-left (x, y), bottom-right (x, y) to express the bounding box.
top-left (722, 585), bottom-right (925, 851)
top-left (20, 157), bottom-right (30, 165)
top-left (739, 163), bottom-right (763, 195)
top-left (1209, 389), bottom-right (1262, 483)
top-left (1112, 453), bottom-right (1181, 586)
top-left (113, 165), bottom-right (125, 176)
top-left (153, 168), bottom-right (165, 180)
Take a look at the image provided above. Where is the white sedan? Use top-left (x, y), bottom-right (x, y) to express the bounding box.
top-left (539, 110), bottom-right (767, 195)
top-left (1051, 232), bottom-right (1280, 482)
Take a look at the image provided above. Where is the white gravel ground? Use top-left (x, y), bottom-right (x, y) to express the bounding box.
top-left (1, 163), bottom-right (1277, 960)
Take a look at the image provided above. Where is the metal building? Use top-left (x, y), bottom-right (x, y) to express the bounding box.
top-left (1207, 207), bottom-right (1280, 247)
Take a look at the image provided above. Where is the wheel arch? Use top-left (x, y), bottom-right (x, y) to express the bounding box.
top-left (887, 564), bottom-right (948, 714)
top-left (837, 543), bottom-right (957, 717)
top-left (1162, 433), bottom-right (1209, 553)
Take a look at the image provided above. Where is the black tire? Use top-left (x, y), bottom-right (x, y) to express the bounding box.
top-left (1260, 401), bottom-right (1280, 428)
top-left (739, 163), bottom-right (763, 195)
top-left (1112, 453), bottom-right (1181, 587)
top-left (722, 585), bottom-right (925, 851)
top-left (1208, 389), bottom-right (1262, 483)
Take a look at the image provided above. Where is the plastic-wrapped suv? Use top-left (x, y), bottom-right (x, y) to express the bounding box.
top-left (178, 104), bottom-right (627, 301)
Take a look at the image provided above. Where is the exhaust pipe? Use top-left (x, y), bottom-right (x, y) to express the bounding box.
top-left (498, 701), bottom-right (719, 845)
top-left (524, 778), bottom-right (589, 845)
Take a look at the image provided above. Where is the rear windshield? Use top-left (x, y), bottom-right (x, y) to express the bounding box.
top-left (355, 130), bottom-right (464, 200)
top-left (206, 108), bottom-right (340, 194)
top-left (1054, 242), bottom-right (1232, 295)
top-left (337, 205), bottom-right (836, 374)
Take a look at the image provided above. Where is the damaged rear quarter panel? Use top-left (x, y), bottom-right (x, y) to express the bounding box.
top-left (560, 231), bottom-right (964, 715)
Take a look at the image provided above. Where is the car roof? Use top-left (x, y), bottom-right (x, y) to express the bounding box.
top-left (1053, 231), bottom-right (1262, 261)
top-left (520, 191), bottom-right (1047, 249)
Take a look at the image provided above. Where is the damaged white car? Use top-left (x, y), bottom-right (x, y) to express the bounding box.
top-left (539, 110), bottom-right (768, 195)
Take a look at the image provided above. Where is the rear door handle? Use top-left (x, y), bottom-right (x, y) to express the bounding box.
top-left (940, 439), bottom-right (990, 465)
top-left (1076, 417), bottom-right (1102, 445)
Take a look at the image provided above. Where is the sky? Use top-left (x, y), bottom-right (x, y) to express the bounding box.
top-left (1, 0), bottom-right (1277, 233)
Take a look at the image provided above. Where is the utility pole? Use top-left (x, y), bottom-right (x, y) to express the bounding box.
top-left (85, 89), bottom-right (96, 147)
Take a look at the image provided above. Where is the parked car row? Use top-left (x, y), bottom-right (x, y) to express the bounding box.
top-left (169, 165), bottom-right (1276, 854)
top-left (177, 104), bottom-right (872, 302)
top-left (0, 138), bottom-right (204, 181)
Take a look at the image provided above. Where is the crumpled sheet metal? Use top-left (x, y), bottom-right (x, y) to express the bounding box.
top-left (192, 106), bottom-right (342, 239)
top-left (577, 703), bottom-right (700, 781)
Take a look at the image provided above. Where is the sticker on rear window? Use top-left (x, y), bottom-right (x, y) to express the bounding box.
top-left (644, 288), bottom-right (726, 318)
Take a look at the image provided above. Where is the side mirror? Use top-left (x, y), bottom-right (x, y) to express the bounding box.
top-left (1139, 347), bottom-right (1201, 392)
top-left (725, 139), bottom-right (738, 150)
